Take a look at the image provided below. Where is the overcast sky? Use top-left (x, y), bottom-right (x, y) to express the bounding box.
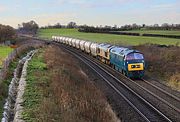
top-left (0, 0), bottom-right (180, 28)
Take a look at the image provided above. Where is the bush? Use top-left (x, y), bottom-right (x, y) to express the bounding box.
top-left (134, 44), bottom-right (180, 85)
top-left (168, 73), bottom-right (180, 91)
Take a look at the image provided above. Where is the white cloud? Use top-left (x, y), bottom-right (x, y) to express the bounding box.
top-left (34, 13), bottom-right (77, 25)
top-left (0, 12), bottom-right (77, 28)
top-left (54, 0), bottom-right (110, 8)
top-left (55, 0), bottom-right (87, 5)
top-left (151, 3), bottom-right (177, 10)
top-left (114, 0), bottom-right (150, 4)
top-left (0, 5), bottom-right (7, 13)
top-left (0, 0), bottom-right (179, 27)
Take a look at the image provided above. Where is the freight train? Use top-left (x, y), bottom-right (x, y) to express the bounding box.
top-left (52, 36), bottom-right (145, 78)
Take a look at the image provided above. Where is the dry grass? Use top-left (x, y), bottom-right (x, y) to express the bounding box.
top-left (134, 44), bottom-right (180, 90)
top-left (168, 73), bottom-right (180, 91)
top-left (25, 45), bottom-right (119, 122)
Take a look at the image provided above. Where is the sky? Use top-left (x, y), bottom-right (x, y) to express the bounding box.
top-left (0, 0), bottom-right (180, 28)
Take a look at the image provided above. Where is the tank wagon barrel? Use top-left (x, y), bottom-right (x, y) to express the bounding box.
top-left (75, 39), bottom-right (81, 49)
top-left (65, 37), bottom-right (69, 45)
top-left (80, 40), bottom-right (86, 51)
top-left (90, 43), bottom-right (98, 57)
top-left (84, 41), bottom-right (92, 54)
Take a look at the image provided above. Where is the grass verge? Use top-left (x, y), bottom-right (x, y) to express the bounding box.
top-left (22, 49), bottom-right (48, 121)
top-left (22, 45), bottom-right (119, 122)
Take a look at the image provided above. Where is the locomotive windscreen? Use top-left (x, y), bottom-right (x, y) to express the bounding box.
top-left (126, 53), bottom-right (144, 60)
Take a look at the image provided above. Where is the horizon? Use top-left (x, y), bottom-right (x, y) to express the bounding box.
top-left (0, 0), bottom-right (180, 28)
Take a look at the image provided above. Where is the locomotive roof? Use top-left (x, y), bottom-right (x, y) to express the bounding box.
top-left (110, 46), bottom-right (140, 56)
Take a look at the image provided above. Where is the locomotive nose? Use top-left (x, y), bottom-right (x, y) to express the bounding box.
top-left (128, 63), bottom-right (144, 71)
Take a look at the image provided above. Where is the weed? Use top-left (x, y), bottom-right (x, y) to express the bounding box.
top-left (168, 73), bottom-right (180, 91)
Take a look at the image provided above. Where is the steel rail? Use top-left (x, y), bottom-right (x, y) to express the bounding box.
top-left (142, 79), bottom-right (180, 102)
top-left (79, 48), bottom-right (180, 114)
top-left (58, 43), bottom-right (172, 122)
top-left (61, 45), bottom-right (151, 122)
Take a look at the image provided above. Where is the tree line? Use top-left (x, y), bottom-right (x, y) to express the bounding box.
top-left (41, 22), bottom-right (77, 29)
top-left (120, 23), bottom-right (180, 31)
top-left (41, 22), bottom-right (180, 31)
top-left (1, 20), bottom-right (180, 44)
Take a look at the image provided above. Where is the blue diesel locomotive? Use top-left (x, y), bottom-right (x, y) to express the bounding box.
top-left (110, 47), bottom-right (145, 78)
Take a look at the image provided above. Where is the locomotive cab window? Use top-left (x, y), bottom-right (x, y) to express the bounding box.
top-left (126, 53), bottom-right (144, 60)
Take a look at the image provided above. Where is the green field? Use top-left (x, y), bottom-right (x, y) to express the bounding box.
top-left (38, 29), bottom-right (180, 46)
top-left (119, 30), bottom-right (180, 36)
top-left (0, 46), bottom-right (13, 67)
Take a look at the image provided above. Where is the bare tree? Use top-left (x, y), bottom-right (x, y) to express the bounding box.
top-left (19, 20), bottom-right (39, 35)
top-left (0, 24), bottom-right (16, 43)
top-left (161, 23), bottom-right (170, 30)
top-left (67, 22), bottom-right (77, 28)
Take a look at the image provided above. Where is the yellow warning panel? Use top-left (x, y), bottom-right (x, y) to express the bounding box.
top-left (128, 63), bottom-right (144, 71)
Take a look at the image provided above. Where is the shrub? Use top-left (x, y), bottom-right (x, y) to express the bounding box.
top-left (134, 44), bottom-right (180, 90)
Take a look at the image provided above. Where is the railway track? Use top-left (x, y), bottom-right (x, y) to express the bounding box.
top-left (63, 41), bottom-right (180, 121)
top-left (54, 42), bottom-right (176, 122)
top-left (141, 78), bottom-right (180, 102)
top-left (91, 57), bottom-right (180, 120)
top-left (78, 46), bottom-right (180, 121)
top-left (138, 79), bottom-right (180, 112)
top-left (87, 54), bottom-right (180, 121)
